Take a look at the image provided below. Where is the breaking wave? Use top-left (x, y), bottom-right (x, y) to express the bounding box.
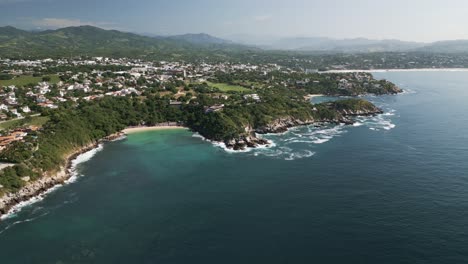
top-left (193, 98), bottom-right (398, 161)
top-left (0, 144), bottom-right (104, 221)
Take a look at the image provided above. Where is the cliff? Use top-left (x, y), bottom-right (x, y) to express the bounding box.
top-left (224, 98), bottom-right (383, 150)
top-left (0, 132), bottom-right (124, 219)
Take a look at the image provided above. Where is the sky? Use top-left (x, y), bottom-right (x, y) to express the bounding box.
top-left (1, 0), bottom-right (468, 42)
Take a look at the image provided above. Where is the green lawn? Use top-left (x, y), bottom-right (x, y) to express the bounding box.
top-left (0, 116), bottom-right (50, 131)
top-left (206, 82), bottom-right (251, 92)
top-left (0, 75), bottom-right (60, 87)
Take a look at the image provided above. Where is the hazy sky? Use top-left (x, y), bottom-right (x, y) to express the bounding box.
top-left (1, 0), bottom-right (468, 42)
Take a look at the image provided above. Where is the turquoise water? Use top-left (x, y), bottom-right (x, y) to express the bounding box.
top-left (1, 72), bottom-right (468, 263)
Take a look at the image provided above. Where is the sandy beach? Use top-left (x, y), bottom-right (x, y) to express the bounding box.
top-left (304, 94), bottom-right (324, 100)
top-left (122, 126), bottom-right (188, 134)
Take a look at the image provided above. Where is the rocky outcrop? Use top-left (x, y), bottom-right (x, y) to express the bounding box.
top-left (384, 83), bottom-right (404, 94)
top-left (336, 106), bottom-right (384, 116)
top-left (224, 134), bottom-right (270, 150)
top-left (222, 100), bottom-right (384, 151)
top-left (255, 117), bottom-right (316, 134)
top-left (103, 132), bottom-right (126, 141)
top-left (0, 142), bottom-right (100, 219)
top-left (0, 169), bottom-right (68, 216)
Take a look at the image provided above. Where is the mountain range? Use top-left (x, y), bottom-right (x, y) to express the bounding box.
top-left (2, 25), bottom-right (468, 59)
top-left (227, 35), bottom-right (468, 53)
top-left (0, 26), bottom-right (255, 58)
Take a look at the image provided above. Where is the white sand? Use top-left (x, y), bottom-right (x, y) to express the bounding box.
top-left (322, 68), bottom-right (468, 73)
top-left (122, 126), bottom-right (188, 134)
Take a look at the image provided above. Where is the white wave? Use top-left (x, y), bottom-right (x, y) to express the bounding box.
top-left (191, 133), bottom-right (205, 140)
top-left (252, 146), bottom-right (290, 158)
top-left (0, 212), bottom-right (49, 234)
top-left (383, 123), bottom-right (396, 130)
top-left (193, 133), bottom-right (275, 154)
top-left (66, 144), bottom-right (104, 184)
top-left (0, 184), bottom-right (62, 221)
top-left (110, 135), bottom-right (127, 142)
top-left (358, 113), bottom-right (397, 132)
top-left (70, 144), bottom-right (104, 168)
top-left (1, 144), bottom-right (104, 221)
top-left (353, 122), bottom-right (364, 127)
top-left (250, 124), bottom-right (346, 160)
top-left (400, 88), bottom-right (417, 95)
top-left (286, 139), bottom-right (315, 144)
top-left (312, 138), bottom-right (330, 144)
top-left (284, 150), bottom-right (316, 161)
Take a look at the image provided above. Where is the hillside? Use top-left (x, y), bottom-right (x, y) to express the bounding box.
top-left (414, 40), bottom-right (468, 53)
top-left (166, 33), bottom-right (233, 45)
top-left (263, 37), bottom-right (425, 52)
top-left (3, 25), bottom-right (468, 60)
top-left (0, 26), bottom-right (254, 59)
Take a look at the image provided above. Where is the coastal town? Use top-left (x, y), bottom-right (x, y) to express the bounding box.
top-left (0, 57), bottom-right (399, 151)
top-left (0, 55), bottom-right (401, 203)
top-left (0, 57), bottom-right (398, 114)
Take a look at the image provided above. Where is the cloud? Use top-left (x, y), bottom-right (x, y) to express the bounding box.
top-left (33, 18), bottom-right (117, 29)
top-left (253, 15), bottom-right (273, 22)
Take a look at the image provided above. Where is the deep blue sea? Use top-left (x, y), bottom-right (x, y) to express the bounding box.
top-left (1, 71), bottom-right (468, 263)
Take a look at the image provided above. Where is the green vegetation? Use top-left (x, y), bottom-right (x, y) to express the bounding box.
top-left (0, 26), bottom-right (256, 60)
top-left (2, 25), bottom-right (468, 69)
top-left (0, 116), bottom-right (50, 131)
top-left (0, 74), bottom-right (13, 80)
top-left (206, 82), bottom-right (251, 92)
top-left (0, 87), bottom-right (381, 192)
top-left (332, 99), bottom-right (378, 111)
top-left (0, 75), bottom-right (59, 87)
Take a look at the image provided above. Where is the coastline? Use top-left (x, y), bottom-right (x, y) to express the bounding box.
top-left (0, 125), bottom-right (189, 219)
top-left (321, 68), bottom-right (468, 73)
top-left (0, 143), bottom-right (100, 219)
top-left (0, 105), bottom-right (382, 219)
top-left (0, 132), bottom-right (123, 220)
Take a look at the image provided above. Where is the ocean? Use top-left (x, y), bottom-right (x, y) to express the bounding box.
top-left (0, 71), bottom-right (467, 263)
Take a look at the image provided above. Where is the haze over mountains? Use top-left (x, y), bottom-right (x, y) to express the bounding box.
top-left (0, 25), bottom-right (254, 58)
top-left (228, 35), bottom-right (468, 53)
top-left (1, 25), bottom-right (468, 58)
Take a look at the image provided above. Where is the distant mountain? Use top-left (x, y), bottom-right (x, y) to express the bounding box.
top-left (0, 26), bottom-right (31, 41)
top-left (415, 40), bottom-right (468, 53)
top-left (166, 33), bottom-right (233, 45)
top-left (263, 37), bottom-right (425, 52)
top-left (3, 25), bottom-right (468, 58)
top-left (230, 35), bottom-right (468, 53)
top-left (0, 25), bottom-right (255, 58)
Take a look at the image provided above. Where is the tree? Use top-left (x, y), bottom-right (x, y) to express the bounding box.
top-left (0, 74), bottom-right (13, 80)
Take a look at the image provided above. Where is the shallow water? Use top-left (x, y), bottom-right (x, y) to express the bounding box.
top-left (1, 72), bottom-right (468, 263)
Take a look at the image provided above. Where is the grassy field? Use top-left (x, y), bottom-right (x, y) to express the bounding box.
top-left (0, 116), bottom-right (50, 130)
top-left (0, 75), bottom-right (60, 87)
top-left (206, 82), bottom-right (251, 92)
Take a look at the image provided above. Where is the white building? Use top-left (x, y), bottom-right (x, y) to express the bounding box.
top-left (22, 106), bottom-right (31, 113)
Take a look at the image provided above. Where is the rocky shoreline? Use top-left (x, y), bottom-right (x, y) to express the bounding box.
top-left (0, 132), bottom-right (124, 219)
top-left (222, 106), bottom-right (383, 151)
top-left (0, 104), bottom-right (383, 217)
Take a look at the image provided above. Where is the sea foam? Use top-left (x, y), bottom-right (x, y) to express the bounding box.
top-left (1, 144), bottom-right (104, 221)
